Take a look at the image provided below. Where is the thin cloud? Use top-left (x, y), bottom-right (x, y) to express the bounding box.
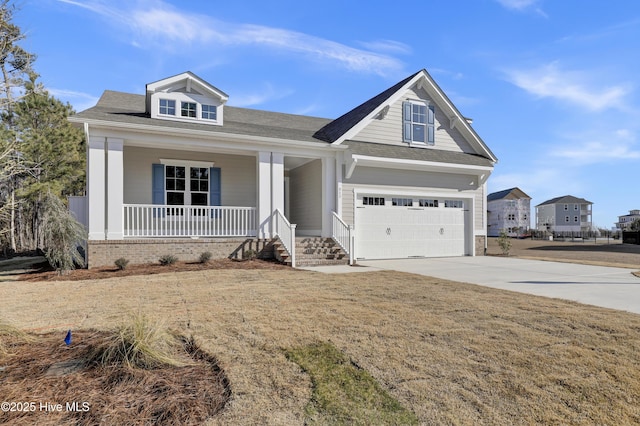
top-left (357, 39), bottom-right (412, 55)
top-left (230, 84), bottom-right (294, 108)
top-left (552, 130), bottom-right (640, 165)
top-left (58, 0), bottom-right (405, 76)
top-left (494, 0), bottom-right (547, 17)
top-left (504, 62), bottom-right (631, 111)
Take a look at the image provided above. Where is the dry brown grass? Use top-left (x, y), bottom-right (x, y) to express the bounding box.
top-left (3, 265), bottom-right (640, 424)
top-left (0, 330), bottom-right (229, 425)
top-left (487, 237), bottom-right (640, 268)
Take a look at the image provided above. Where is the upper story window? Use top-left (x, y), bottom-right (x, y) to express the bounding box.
top-left (202, 104), bottom-right (217, 120)
top-left (181, 102), bottom-right (197, 118)
top-left (159, 99), bottom-right (176, 116)
top-left (403, 100), bottom-right (435, 145)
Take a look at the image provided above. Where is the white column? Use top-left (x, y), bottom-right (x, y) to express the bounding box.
top-left (271, 152), bottom-right (285, 215)
top-left (106, 138), bottom-right (124, 239)
top-left (257, 151), bottom-right (272, 238)
top-left (321, 157), bottom-right (336, 237)
top-left (336, 151), bottom-right (343, 217)
top-left (87, 137), bottom-right (106, 240)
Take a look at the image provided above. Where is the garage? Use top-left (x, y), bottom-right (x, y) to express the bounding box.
top-left (355, 194), bottom-right (468, 260)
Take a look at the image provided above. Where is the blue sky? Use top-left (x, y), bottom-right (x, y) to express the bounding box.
top-left (15, 0), bottom-right (640, 229)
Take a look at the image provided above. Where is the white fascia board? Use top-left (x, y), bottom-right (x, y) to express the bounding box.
top-left (72, 118), bottom-right (347, 156)
top-left (351, 154), bottom-right (493, 176)
top-left (417, 74), bottom-right (498, 163)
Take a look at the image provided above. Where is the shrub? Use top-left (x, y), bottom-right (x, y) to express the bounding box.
top-left (40, 192), bottom-right (87, 274)
top-left (242, 249), bottom-right (258, 260)
top-left (199, 251), bottom-right (212, 264)
top-left (114, 257), bottom-right (130, 270)
top-left (159, 254), bottom-right (178, 266)
top-left (498, 229), bottom-right (512, 256)
top-left (88, 313), bottom-right (189, 369)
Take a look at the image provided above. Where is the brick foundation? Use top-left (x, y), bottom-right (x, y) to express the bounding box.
top-left (87, 238), bottom-right (275, 269)
top-left (475, 235), bottom-right (486, 256)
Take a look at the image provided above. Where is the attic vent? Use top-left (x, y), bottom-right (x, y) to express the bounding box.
top-left (375, 105), bottom-right (390, 120)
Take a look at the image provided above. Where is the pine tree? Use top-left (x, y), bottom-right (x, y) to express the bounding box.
top-left (14, 73), bottom-right (85, 248)
top-left (0, 0), bottom-right (35, 252)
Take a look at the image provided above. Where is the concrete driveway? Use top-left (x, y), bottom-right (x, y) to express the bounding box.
top-left (351, 257), bottom-right (640, 314)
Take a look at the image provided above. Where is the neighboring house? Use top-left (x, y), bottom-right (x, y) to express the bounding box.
top-left (487, 187), bottom-right (531, 237)
top-left (535, 195), bottom-right (593, 233)
top-left (69, 70), bottom-right (497, 268)
top-left (616, 210), bottom-right (640, 230)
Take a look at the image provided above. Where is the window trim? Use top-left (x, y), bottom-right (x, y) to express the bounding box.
top-left (402, 100), bottom-right (435, 146)
top-left (160, 159), bottom-right (214, 208)
top-left (159, 98), bottom-right (176, 116)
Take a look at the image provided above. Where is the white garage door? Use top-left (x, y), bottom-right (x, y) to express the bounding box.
top-left (355, 196), bottom-right (467, 260)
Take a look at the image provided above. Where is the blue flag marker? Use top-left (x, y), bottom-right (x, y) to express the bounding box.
top-left (64, 330), bottom-right (72, 346)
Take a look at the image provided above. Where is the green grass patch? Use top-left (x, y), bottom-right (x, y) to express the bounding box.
top-left (285, 341), bottom-right (419, 425)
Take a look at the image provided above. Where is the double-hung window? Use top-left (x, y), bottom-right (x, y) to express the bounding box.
top-left (403, 101), bottom-right (435, 145)
top-left (163, 165), bottom-right (210, 215)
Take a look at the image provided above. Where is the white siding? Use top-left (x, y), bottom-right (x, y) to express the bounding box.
top-left (289, 159), bottom-right (322, 234)
top-left (352, 86), bottom-right (475, 153)
top-left (123, 146), bottom-right (256, 206)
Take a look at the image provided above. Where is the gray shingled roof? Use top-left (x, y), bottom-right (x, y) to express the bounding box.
top-left (73, 91), bottom-right (333, 144)
top-left (536, 195), bottom-right (593, 207)
top-left (487, 187), bottom-right (531, 202)
top-left (313, 71), bottom-right (421, 143)
top-left (345, 140), bottom-right (493, 168)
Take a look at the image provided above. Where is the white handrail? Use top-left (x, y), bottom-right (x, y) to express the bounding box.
top-left (272, 209), bottom-right (296, 267)
top-left (123, 204), bottom-right (257, 238)
top-left (331, 211), bottom-right (354, 265)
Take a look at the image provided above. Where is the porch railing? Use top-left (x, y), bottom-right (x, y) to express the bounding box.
top-left (123, 204), bottom-right (257, 238)
top-left (331, 211), bottom-right (354, 265)
top-left (273, 209), bottom-right (296, 267)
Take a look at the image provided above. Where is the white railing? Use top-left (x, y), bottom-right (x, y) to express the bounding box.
top-left (273, 209), bottom-right (296, 267)
top-left (331, 211), bottom-right (354, 265)
top-left (123, 204), bottom-right (257, 238)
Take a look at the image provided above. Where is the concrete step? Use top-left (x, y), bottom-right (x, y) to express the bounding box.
top-left (295, 258), bottom-right (350, 267)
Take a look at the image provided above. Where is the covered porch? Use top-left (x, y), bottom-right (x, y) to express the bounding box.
top-left (84, 136), bottom-right (338, 241)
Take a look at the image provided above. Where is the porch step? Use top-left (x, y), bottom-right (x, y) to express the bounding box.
top-left (273, 237), bottom-right (349, 267)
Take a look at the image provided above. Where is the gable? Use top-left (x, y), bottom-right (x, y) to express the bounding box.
top-left (351, 85), bottom-right (475, 153)
top-left (146, 72), bottom-right (229, 126)
top-left (314, 69), bottom-right (497, 163)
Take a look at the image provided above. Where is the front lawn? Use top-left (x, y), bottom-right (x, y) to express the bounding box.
top-left (2, 268), bottom-right (640, 424)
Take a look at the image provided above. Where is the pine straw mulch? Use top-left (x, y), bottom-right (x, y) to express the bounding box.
top-left (0, 330), bottom-right (230, 425)
top-left (16, 258), bottom-right (290, 282)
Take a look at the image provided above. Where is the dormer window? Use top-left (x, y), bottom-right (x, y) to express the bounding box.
top-left (202, 104), bottom-right (217, 120)
top-left (181, 102), bottom-right (197, 118)
top-left (159, 99), bottom-right (176, 116)
top-left (147, 72), bottom-right (229, 126)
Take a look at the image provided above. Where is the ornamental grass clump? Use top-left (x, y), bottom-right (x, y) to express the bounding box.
top-left (89, 313), bottom-right (190, 369)
top-left (114, 257), bottom-right (130, 270)
top-left (199, 251), bottom-right (212, 264)
top-left (0, 320), bottom-right (32, 358)
top-left (159, 254), bottom-right (178, 266)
